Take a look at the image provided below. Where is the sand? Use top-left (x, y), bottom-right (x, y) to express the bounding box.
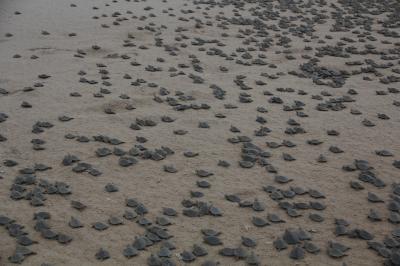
top-left (0, 0), bottom-right (400, 265)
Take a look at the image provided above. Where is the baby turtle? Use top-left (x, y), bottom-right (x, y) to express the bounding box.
top-left (351, 229), bottom-right (374, 240)
top-left (197, 180), bottom-right (211, 188)
top-left (218, 160), bottom-right (230, 167)
top-left (158, 247), bottom-right (172, 258)
top-left (239, 200), bottom-right (253, 208)
top-left (130, 123), bottom-right (141, 130)
top-left (368, 209), bottom-right (382, 221)
top-left (137, 217), bottom-right (152, 226)
top-left (193, 244), bottom-right (208, 257)
top-left (132, 236), bottom-right (147, 250)
top-left (0, 215), bottom-right (15, 225)
top-left (335, 219), bottom-right (350, 228)
top-left (273, 238), bottom-right (288, 251)
top-left (3, 160), bottom-right (17, 167)
top-left (105, 183), bottom-right (119, 193)
top-left (267, 141), bottom-right (282, 149)
top-left (57, 233), bottom-right (73, 244)
top-left (123, 245), bottom-right (138, 258)
top-left (119, 157), bottom-right (137, 167)
top-left (351, 109), bottom-right (362, 115)
top-left (34, 212), bottom-right (50, 220)
top-left (203, 235), bottom-right (222, 246)
top-left (230, 126), bottom-right (240, 133)
top-left (8, 252), bottom-right (26, 264)
top-left (327, 241), bottom-right (350, 258)
top-left (96, 148), bottom-right (112, 157)
top-left (252, 216), bottom-right (270, 227)
top-left (198, 122), bottom-right (210, 128)
top-left (289, 245), bottom-right (305, 260)
top-left (362, 119), bottom-right (375, 127)
top-left (275, 175), bottom-right (293, 184)
top-left (252, 198), bottom-right (265, 211)
top-left (183, 151), bottom-right (198, 159)
top-left (164, 165), bottom-right (177, 173)
top-left (62, 154), bottom-right (80, 166)
top-left (196, 170), bottom-right (213, 177)
top-left (282, 140), bottom-right (296, 148)
top-left (89, 168), bottom-right (102, 176)
top-left (303, 241), bottom-right (320, 254)
top-left (298, 229), bottom-right (312, 241)
top-left (126, 198), bottom-right (139, 208)
top-left (219, 247), bottom-right (235, 257)
top-left (181, 250), bottom-right (196, 262)
top-left (327, 130), bottom-right (340, 136)
top-left (239, 160), bottom-right (254, 168)
top-left (58, 115), bottom-right (73, 122)
top-left (266, 164), bottom-right (278, 173)
top-left (64, 134), bottom-right (76, 140)
top-left (21, 101), bottom-right (32, 108)
top-left (317, 155), bottom-right (328, 163)
top-left (242, 236), bottom-right (257, 247)
top-left (202, 229), bottom-right (220, 237)
top-left (389, 212), bottom-right (400, 224)
top-left (71, 201), bottom-right (86, 211)
top-left (329, 146), bottom-right (344, 153)
top-left (17, 235), bottom-right (37, 246)
top-left (41, 229), bottom-right (58, 239)
top-left (309, 213), bottom-right (324, 222)
top-left (307, 139), bottom-right (323, 145)
top-left (283, 229), bottom-right (301, 245)
top-left (156, 216), bottom-right (171, 226)
top-left (190, 191), bottom-right (204, 198)
top-left (163, 208), bottom-right (177, 217)
top-left (114, 148), bottom-right (127, 156)
top-left (206, 205), bottom-right (221, 216)
top-left (246, 252), bottom-right (260, 265)
top-left (287, 208), bottom-right (302, 218)
top-left (104, 107), bottom-right (115, 115)
top-left (108, 216), bottom-right (123, 226)
top-left (225, 194), bottom-right (241, 203)
top-left (161, 116), bottom-right (175, 123)
top-left (350, 181), bottom-right (364, 190)
top-left (92, 222), bottom-right (109, 231)
top-left (161, 240), bottom-right (176, 251)
top-left (95, 248), bottom-right (110, 261)
top-left (72, 162), bottom-right (91, 173)
top-left (267, 213), bottom-right (285, 223)
top-left (34, 164), bottom-right (51, 172)
top-left (34, 220), bottom-right (49, 232)
top-left (174, 129), bottom-right (188, 135)
top-left (124, 210), bottom-right (138, 221)
top-left (147, 254), bottom-right (163, 266)
top-left (377, 113), bottom-right (390, 120)
top-left (309, 190), bottom-right (325, 199)
top-left (367, 192), bottom-right (384, 203)
top-left (375, 150), bottom-right (393, 157)
top-left (69, 217), bottom-right (84, 228)
top-left (310, 201), bottom-right (326, 210)
top-left (76, 136), bottom-right (90, 143)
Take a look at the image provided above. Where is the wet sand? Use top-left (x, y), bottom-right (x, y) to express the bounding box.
top-left (0, 0), bottom-right (400, 265)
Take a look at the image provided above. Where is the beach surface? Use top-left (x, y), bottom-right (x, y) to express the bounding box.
top-left (0, 0), bottom-right (400, 265)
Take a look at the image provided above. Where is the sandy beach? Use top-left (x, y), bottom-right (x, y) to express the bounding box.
top-left (0, 0), bottom-right (400, 265)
